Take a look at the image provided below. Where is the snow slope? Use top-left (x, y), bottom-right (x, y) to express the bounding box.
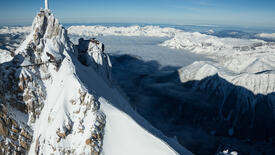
top-left (161, 31), bottom-right (265, 55)
top-left (179, 61), bottom-right (275, 95)
top-left (0, 49), bottom-right (13, 63)
top-left (172, 31), bottom-right (275, 139)
top-left (178, 61), bottom-right (275, 139)
top-left (101, 97), bottom-right (182, 155)
top-left (162, 31), bottom-right (275, 91)
top-left (69, 47), bottom-right (192, 155)
top-left (0, 27), bottom-right (31, 62)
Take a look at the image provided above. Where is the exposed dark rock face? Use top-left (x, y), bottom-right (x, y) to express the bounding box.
top-left (0, 104), bottom-right (32, 154)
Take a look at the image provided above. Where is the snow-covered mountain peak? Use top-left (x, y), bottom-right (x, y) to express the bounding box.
top-left (178, 60), bottom-right (275, 140)
top-left (0, 9), bottom-right (185, 155)
top-left (179, 61), bottom-right (275, 95)
top-left (0, 9), bottom-right (92, 154)
top-left (15, 9), bottom-right (72, 67)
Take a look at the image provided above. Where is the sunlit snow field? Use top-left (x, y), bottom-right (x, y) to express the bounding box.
top-left (1, 24), bottom-right (275, 154)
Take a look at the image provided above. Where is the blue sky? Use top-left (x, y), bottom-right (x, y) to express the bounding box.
top-left (0, 0), bottom-right (275, 27)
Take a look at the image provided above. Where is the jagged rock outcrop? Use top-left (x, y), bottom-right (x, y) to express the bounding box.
top-left (0, 9), bottom-right (107, 154)
top-left (76, 38), bottom-right (112, 83)
top-left (0, 104), bottom-right (32, 154)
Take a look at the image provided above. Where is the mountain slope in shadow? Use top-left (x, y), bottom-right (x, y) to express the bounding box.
top-left (110, 54), bottom-right (275, 155)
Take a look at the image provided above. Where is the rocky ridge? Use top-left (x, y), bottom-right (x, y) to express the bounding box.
top-left (178, 61), bottom-right (275, 139)
top-left (0, 9), bottom-right (110, 154)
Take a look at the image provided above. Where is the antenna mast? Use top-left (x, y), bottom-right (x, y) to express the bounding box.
top-left (45, 0), bottom-right (49, 10)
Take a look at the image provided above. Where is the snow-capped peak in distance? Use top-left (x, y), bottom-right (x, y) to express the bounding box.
top-left (169, 28), bottom-right (275, 141)
top-left (256, 33), bottom-right (275, 40)
top-left (161, 31), bottom-right (275, 92)
top-left (1, 24), bottom-right (275, 40)
top-left (0, 8), bottom-right (191, 155)
top-left (178, 61), bottom-right (275, 140)
top-left (67, 25), bottom-right (181, 37)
